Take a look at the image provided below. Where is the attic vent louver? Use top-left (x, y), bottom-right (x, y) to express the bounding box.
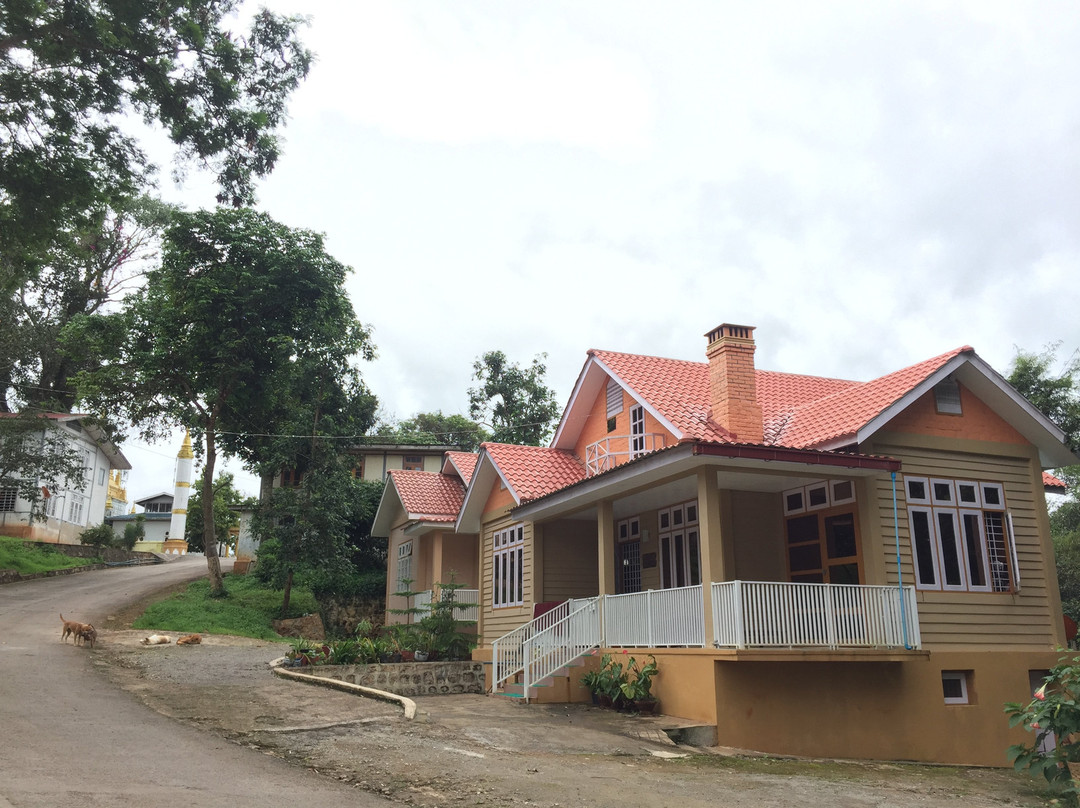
top-left (934, 376), bottom-right (962, 414)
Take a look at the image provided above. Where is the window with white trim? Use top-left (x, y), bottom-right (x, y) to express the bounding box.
top-left (67, 493), bottom-right (86, 526)
top-left (906, 475), bottom-right (1013, 593)
top-left (942, 670), bottom-right (970, 704)
top-left (396, 541), bottom-right (413, 589)
top-left (45, 492), bottom-right (59, 518)
top-left (658, 500), bottom-right (700, 589)
top-left (630, 404), bottom-right (645, 458)
top-left (493, 523), bottom-right (524, 608)
top-left (0, 487), bottom-right (17, 511)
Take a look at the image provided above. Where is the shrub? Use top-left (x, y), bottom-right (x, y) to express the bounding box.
top-left (79, 523), bottom-right (115, 548)
top-left (1005, 652), bottom-right (1080, 805)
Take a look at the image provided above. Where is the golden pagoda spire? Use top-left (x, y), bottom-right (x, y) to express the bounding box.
top-left (178, 428), bottom-right (194, 459)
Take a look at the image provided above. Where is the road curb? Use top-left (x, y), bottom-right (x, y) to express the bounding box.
top-left (268, 657), bottom-right (418, 720)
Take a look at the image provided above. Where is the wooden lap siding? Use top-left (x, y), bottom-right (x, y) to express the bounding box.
top-left (868, 433), bottom-right (1058, 649)
top-left (541, 520), bottom-right (598, 602)
top-left (480, 515), bottom-right (535, 643)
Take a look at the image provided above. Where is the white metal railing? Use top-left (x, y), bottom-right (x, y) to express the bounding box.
top-left (521, 599), bottom-right (602, 694)
top-left (492, 599), bottom-right (595, 691)
top-left (604, 586), bottom-right (706, 647)
top-left (711, 581), bottom-right (921, 650)
top-left (410, 588), bottom-right (480, 624)
top-left (584, 433), bottom-right (668, 476)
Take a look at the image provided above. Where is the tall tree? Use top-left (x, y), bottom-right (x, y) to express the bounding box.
top-left (380, 411), bottom-right (490, 452)
top-left (1, 197), bottom-right (174, 412)
top-left (468, 351), bottom-right (560, 446)
top-left (0, 0), bottom-right (312, 282)
top-left (184, 470), bottom-right (252, 554)
top-left (68, 207), bottom-right (375, 595)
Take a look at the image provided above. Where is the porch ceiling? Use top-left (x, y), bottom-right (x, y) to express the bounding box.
top-left (515, 442), bottom-right (894, 523)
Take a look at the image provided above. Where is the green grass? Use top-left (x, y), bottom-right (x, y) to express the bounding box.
top-left (0, 536), bottom-right (99, 575)
top-left (132, 573), bottom-right (319, 640)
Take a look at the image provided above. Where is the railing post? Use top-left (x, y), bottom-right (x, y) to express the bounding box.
top-left (646, 590), bottom-right (654, 648)
top-left (824, 584), bottom-right (838, 649)
top-left (734, 580), bottom-right (746, 649)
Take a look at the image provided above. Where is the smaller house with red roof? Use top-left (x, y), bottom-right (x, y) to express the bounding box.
top-left (372, 323), bottom-right (1075, 766)
top-left (373, 452), bottom-right (480, 623)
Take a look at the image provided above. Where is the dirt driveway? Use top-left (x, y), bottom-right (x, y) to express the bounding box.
top-left (90, 616), bottom-right (1055, 808)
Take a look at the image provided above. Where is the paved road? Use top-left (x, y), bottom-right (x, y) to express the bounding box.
top-left (0, 557), bottom-right (389, 808)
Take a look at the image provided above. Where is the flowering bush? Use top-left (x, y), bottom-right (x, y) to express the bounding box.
top-left (1005, 654), bottom-right (1080, 805)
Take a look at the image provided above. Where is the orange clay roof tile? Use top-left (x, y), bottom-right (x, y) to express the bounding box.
top-left (591, 346), bottom-right (973, 450)
top-left (445, 451), bottom-right (478, 485)
top-left (387, 469), bottom-right (466, 519)
top-left (482, 443), bottom-right (586, 501)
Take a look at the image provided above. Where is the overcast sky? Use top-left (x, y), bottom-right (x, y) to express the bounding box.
top-left (122, 0), bottom-right (1080, 501)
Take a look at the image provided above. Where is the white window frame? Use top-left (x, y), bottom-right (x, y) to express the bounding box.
top-left (396, 541), bottom-right (413, 589)
top-left (629, 404), bottom-right (646, 458)
top-left (493, 523), bottom-right (525, 608)
top-left (908, 476), bottom-right (1013, 593)
top-left (942, 671), bottom-right (969, 704)
top-left (67, 492), bottom-right (86, 526)
top-left (659, 500), bottom-right (700, 589)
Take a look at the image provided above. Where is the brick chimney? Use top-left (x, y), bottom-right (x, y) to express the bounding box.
top-left (705, 324), bottom-right (763, 443)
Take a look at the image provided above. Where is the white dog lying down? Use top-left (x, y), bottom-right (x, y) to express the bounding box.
top-left (141, 634), bottom-right (171, 645)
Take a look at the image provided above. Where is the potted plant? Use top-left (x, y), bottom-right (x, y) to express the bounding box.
top-left (619, 655), bottom-right (659, 713)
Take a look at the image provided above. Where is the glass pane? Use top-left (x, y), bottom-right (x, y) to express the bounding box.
top-left (789, 543), bottom-right (822, 572)
top-left (984, 512), bottom-right (1010, 592)
top-left (808, 485), bottom-right (828, 508)
top-left (910, 510), bottom-right (937, 586)
top-left (787, 514), bottom-right (820, 545)
top-left (907, 479), bottom-right (927, 501)
top-left (982, 485), bottom-right (1002, 507)
top-left (685, 504), bottom-right (698, 523)
top-left (828, 563), bottom-right (860, 585)
top-left (825, 513), bottom-right (857, 559)
top-left (661, 536), bottom-right (671, 589)
top-left (786, 491), bottom-right (804, 512)
top-left (962, 513), bottom-right (987, 588)
top-left (674, 533), bottom-right (686, 587)
top-left (832, 480), bottom-right (853, 501)
top-left (957, 483), bottom-right (978, 504)
top-left (688, 530), bottom-right (701, 586)
top-left (937, 512), bottom-right (963, 586)
top-left (933, 481), bottom-right (953, 503)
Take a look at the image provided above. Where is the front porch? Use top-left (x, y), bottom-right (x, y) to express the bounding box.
top-left (491, 579), bottom-right (921, 696)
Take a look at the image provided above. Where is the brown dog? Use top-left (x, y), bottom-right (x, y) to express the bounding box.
top-left (60, 613), bottom-right (91, 644)
top-left (176, 634), bottom-right (202, 645)
top-left (77, 624), bottom-right (97, 648)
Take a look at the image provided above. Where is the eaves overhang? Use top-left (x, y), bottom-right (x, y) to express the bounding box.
top-left (512, 440), bottom-right (899, 523)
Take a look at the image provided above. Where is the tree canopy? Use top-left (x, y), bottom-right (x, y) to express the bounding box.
top-left (1009, 344), bottom-right (1080, 620)
top-left (0, 0), bottom-right (311, 282)
top-left (184, 470), bottom-right (252, 553)
top-left (69, 207), bottom-right (375, 594)
top-left (377, 411), bottom-right (490, 452)
top-left (0, 412), bottom-right (84, 520)
top-left (468, 351), bottom-right (560, 446)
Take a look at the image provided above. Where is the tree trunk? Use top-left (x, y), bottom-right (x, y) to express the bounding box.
top-left (280, 568), bottom-right (294, 619)
top-left (203, 420), bottom-right (225, 596)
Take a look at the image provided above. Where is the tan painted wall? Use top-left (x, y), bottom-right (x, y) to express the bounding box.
top-left (730, 490), bottom-right (786, 581)
top-left (439, 535), bottom-right (479, 589)
top-left (711, 649), bottom-right (1058, 766)
top-left (866, 431), bottom-right (1061, 650)
top-left (541, 519), bottom-right (598, 601)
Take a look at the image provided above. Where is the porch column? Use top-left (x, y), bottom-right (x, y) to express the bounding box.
top-left (697, 470), bottom-right (733, 647)
top-left (432, 532), bottom-right (445, 590)
top-left (597, 500), bottom-right (616, 596)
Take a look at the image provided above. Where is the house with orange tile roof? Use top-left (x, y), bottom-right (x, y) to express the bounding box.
top-left (373, 452), bottom-right (480, 625)
top-left (372, 323), bottom-right (1076, 766)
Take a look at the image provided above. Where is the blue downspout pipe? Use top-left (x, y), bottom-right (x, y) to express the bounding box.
top-left (892, 471), bottom-right (913, 650)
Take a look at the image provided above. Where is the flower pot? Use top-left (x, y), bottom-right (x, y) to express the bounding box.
top-left (633, 698), bottom-right (659, 715)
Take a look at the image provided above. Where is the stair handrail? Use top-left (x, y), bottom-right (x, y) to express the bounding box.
top-left (521, 598), bottom-right (602, 695)
top-left (491, 600), bottom-right (571, 691)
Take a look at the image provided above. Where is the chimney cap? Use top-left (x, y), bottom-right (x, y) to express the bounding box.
top-left (705, 323), bottom-right (756, 344)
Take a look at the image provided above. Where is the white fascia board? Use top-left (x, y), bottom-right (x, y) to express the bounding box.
top-left (551, 357), bottom-right (605, 450)
top-left (455, 450), bottom-right (520, 533)
top-left (403, 520), bottom-right (455, 537)
top-left (370, 475), bottom-right (404, 538)
top-left (855, 352), bottom-right (1077, 468)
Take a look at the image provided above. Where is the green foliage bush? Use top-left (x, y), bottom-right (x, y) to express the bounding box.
top-left (79, 523), bottom-right (115, 549)
top-left (1006, 653), bottom-right (1080, 804)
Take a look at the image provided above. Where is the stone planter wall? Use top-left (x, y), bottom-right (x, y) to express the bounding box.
top-left (303, 661), bottom-right (484, 697)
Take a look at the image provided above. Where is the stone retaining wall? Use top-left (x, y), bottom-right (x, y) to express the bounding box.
top-left (303, 661), bottom-right (484, 697)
